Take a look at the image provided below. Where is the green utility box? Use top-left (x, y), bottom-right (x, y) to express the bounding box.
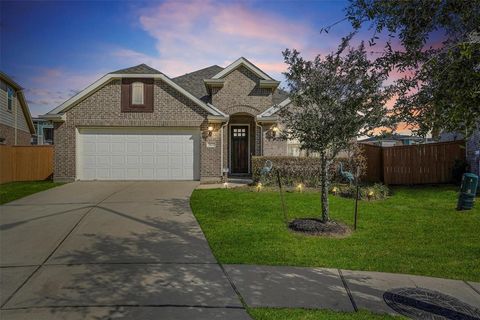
top-left (457, 173), bottom-right (478, 210)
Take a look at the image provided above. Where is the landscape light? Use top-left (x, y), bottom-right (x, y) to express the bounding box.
top-left (256, 182), bottom-right (263, 192)
top-left (296, 183), bottom-right (304, 192)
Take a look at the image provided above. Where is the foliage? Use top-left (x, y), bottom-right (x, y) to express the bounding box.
top-left (249, 308), bottom-right (406, 320)
top-left (281, 40), bottom-right (392, 221)
top-left (344, 0), bottom-right (480, 137)
top-left (331, 183), bottom-right (390, 200)
top-left (191, 186), bottom-right (480, 281)
top-left (252, 156), bottom-right (362, 187)
top-left (0, 181), bottom-right (62, 205)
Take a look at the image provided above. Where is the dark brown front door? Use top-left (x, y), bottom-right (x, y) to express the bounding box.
top-left (231, 126), bottom-right (249, 174)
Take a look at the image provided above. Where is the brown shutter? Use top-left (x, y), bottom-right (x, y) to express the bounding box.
top-left (121, 79), bottom-right (131, 112)
top-left (144, 80), bottom-right (153, 112)
top-left (121, 78), bottom-right (154, 113)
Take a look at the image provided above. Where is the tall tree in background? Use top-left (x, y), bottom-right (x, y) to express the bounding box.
top-left (281, 40), bottom-right (392, 222)
top-left (342, 0), bottom-right (480, 137)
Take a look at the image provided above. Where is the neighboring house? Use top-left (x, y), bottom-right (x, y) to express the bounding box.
top-left (31, 117), bottom-right (54, 145)
top-left (360, 134), bottom-right (426, 147)
top-left (43, 58), bottom-right (291, 182)
top-left (439, 123), bottom-right (480, 176)
top-left (0, 72), bottom-right (35, 145)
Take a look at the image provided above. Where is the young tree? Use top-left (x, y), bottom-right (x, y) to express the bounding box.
top-left (280, 40), bottom-right (392, 222)
top-left (343, 0), bottom-right (480, 137)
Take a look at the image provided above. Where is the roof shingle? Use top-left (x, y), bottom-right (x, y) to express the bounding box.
top-left (110, 64), bottom-right (162, 75)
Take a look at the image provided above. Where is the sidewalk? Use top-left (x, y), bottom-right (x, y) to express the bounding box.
top-left (224, 264), bottom-right (480, 318)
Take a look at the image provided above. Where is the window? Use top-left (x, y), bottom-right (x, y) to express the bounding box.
top-left (131, 82), bottom-right (144, 105)
top-left (121, 78), bottom-right (153, 112)
top-left (233, 128), bottom-right (246, 137)
top-left (7, 86), bottom-right (14, 111)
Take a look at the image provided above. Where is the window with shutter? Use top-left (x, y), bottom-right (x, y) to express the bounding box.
top-left (121, 78), bottom-right (154, 112)
top-left (131, 82), bottom-right (144, 105)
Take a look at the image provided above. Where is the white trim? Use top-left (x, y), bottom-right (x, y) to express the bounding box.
top-left (212, 57), bottom-right (274, 80)
top-left (229, 123), bottom-right (251, 174)
top-left (45, 73), bottom-right (228, 118)
top-left (258, 97), bottom-right (292, 118)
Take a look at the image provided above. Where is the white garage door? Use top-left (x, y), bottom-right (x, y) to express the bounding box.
top-left (77, 128), bottom-right (200, 180)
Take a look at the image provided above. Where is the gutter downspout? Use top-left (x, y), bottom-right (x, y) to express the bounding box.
top-left (220, 119), bottom-right (229, 177)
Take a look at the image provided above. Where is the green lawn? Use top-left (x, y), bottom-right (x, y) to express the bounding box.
top-left (0, 181), bottom-right (63, 204)
top-left (248, 308), bottom-right (405, 320)
top-left (191, 185), bottom-right (480, 281)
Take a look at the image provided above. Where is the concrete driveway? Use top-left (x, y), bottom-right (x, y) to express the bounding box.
top-left (0, 182), bottom-right (250, 319)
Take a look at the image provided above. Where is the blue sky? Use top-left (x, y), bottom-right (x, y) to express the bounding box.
top-left (1, 0), bottom-right (356, 116)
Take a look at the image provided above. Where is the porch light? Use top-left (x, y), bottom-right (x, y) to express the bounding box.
top-left (208, 126), bottom-right (214, 136)
top-left (270, 125), bottom-right (279, 137)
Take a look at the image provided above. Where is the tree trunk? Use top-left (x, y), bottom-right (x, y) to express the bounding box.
top-left (320, 151), bottom-right (329, 222)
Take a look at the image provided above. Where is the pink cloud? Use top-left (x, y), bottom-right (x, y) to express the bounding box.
top-left (24, 67), bottom-right (106, 116)
top-left (121, 0), bottom-right (318, 79)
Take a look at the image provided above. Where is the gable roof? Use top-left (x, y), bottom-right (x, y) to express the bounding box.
top-left (211, 57), bottom-right (275, 80)
top-left (111, 64), bottom-right (162, 75)
top-left (172, 65), bottom-right (224, 102)
top-left (0, 71), bottom-right (35, 134)
top-left (44, 64), bottom-right (227, 120)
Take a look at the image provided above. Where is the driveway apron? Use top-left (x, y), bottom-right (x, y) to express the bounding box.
top-left (0, 182), bottom-right (249, 320)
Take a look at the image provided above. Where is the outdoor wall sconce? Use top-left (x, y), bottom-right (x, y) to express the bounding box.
top-left (271, 125), bottom-right (279, 137)
top-left (207, 126), bottom-right (214, 137)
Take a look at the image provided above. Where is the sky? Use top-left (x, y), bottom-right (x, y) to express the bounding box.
top-left (0, 0), bottom-right (360, 117)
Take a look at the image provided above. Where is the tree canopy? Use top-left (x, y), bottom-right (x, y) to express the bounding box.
top-left (280, 40), bottom-right (392, 221)
top-left (343, 0), bottom-right (480, 137)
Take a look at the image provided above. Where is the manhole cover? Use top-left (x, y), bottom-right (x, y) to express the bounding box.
top-left (383, 287), bottom-right (480, 319)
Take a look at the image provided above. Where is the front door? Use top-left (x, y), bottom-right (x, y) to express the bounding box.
top-left (231, 126), bottom-right (249, 174)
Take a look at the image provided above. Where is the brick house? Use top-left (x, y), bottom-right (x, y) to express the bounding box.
top-left (0, 72), bottom-right (35, 145)
top-left (43, 58), bottom-right (291, 182)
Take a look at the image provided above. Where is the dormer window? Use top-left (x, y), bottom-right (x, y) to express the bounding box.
top-left (131, 82), bottom-right (144, 105)
top-left (121, 78), bottom-right (153, 112)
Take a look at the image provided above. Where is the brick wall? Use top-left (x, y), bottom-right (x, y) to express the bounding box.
top-left (0, 123), bottom-right (31, 146)
top-left (212, 66), bottom-right (273, 115)
top-left (54, 79), bottom-right (221, 181)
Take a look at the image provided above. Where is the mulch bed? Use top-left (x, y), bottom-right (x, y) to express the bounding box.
top-left (288, 218), bottom-right (350, 237)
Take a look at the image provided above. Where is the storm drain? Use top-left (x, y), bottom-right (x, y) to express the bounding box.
top-left (383, 287), bottom-right (480, 320)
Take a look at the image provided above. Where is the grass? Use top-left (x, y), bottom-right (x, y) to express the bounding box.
top-left (248, 308), bottom-right (405, 320)
top-left (0, 181), bottom-right (63, 204)
top-left (191, 185), bottom-right (480, 281)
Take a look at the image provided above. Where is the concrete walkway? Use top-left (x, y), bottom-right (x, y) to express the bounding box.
top-left (225, 265), bottom-right (480, 318)
top-left (0, 182), bottom-right (250, 320)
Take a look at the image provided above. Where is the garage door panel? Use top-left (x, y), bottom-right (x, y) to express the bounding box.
top-left (78, 128), bottom-right (199, 180)
top-left (111, 142), bottom-right (125, 153)
top-left (111, 156), bottom-right (125, 166)
top-left (126, 142), bottom-right (140, 153)
top-left (142, 142), bottom-right (155, 153)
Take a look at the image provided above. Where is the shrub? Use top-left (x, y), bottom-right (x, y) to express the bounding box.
top-left (252, 156), bottom-right (360, 187)
top-left (330, 183), bottom-right (390, 200)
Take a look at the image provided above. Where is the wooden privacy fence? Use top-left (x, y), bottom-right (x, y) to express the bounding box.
top-left (0, 145), bottom-right (54, 184)
top-left (362, 141), bottom-right (465, 185)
